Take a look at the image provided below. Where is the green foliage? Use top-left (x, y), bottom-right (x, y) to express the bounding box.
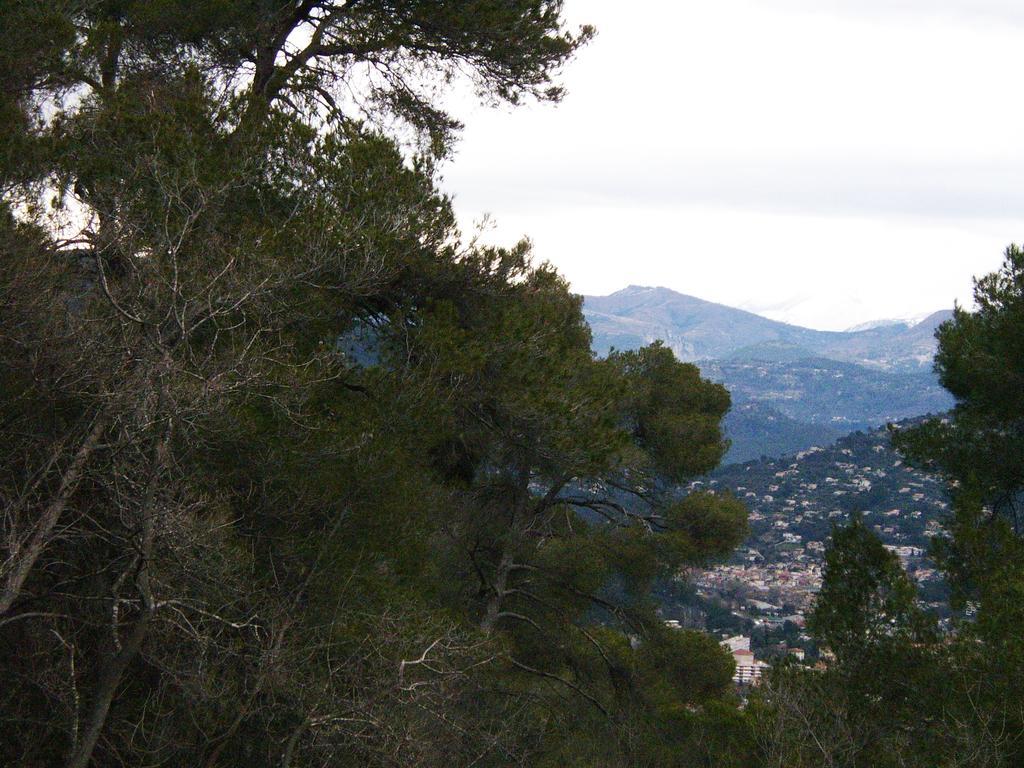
top-left (662, 491), bottom-right (749, 565)
top-left (0, 4), bottom-right (750, 767)
top-left (895, 245), bottom-right (1024, 591)
top-left (809, 517), bottom-right (932, 660)
top-left (612, 342), bottom-right (732, 481)
top-left (753, 247), bottom-right (1024, 768)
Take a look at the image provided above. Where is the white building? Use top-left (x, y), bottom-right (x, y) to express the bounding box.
top-left (731, 649), bottom-right (769, 684)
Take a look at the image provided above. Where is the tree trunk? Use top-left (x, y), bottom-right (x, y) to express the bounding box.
top-left (0, 416), bottom-right (107, 615)
top-left (63, 612), bottom-right (150, 768)
top-left (64, 396), bottom-right (171, 768)
top-left (480, 551), bottom-right (515, 635)
top-left (280, 719), bottom-right (308, 768)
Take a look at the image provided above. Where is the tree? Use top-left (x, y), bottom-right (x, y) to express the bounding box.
top-left (753, 247), bottom-right (1024, 768)
top-left (808, 517), bottom-right (931, 661)
top-left (892, 245), bottom-right (1024, 766)
top-left (0, 2), bottom-right (597, 765)
top-left (382, 264), bottom-right (748, 760)
top-left (894, 244), bottom-right (1024, 594)
top-left (17, 0), bottom-right (591, 158)
top-left (0, 3), bottom-right (758, 767)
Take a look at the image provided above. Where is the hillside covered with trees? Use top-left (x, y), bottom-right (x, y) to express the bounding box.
top-left (2, 3), bottom-right (1023, 768)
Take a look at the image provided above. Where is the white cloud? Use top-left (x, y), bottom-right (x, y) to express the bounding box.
top-left (440, 0), bottom-right (1024, 330)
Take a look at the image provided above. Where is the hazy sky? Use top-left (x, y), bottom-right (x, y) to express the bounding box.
top-left (440, 0), bottom-right (1024, 331)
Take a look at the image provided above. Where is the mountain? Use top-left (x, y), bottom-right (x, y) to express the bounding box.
top-left (714, 355), bottom-right (953, 463)
top-left (722, 403), bottom-right (843, 464)
top-left (584, 286), bottom-right (955, 461)
top-left (584, 285), bottom-right (952, 373)
top-left (704, 356), bottom-right (953, 428)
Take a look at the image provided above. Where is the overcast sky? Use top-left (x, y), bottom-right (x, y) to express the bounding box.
top-left (439, 0), bottom-right (1024, 331)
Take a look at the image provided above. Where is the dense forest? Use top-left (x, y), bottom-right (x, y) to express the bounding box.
top-left (1, 3), bottom-right (1023, 767)
top-left (0, 3), bottom-right (750, 765)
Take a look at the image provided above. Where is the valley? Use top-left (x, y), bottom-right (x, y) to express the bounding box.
top-left (585, 286), bottom-right (955, 641)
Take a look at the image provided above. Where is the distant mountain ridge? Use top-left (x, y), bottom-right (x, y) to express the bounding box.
top-left (583, 286), bottom-right (954, 462)
top-left (843, 313), bottom-right (937, 333)
top-left (584, 285), bottom-right (952, 373)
